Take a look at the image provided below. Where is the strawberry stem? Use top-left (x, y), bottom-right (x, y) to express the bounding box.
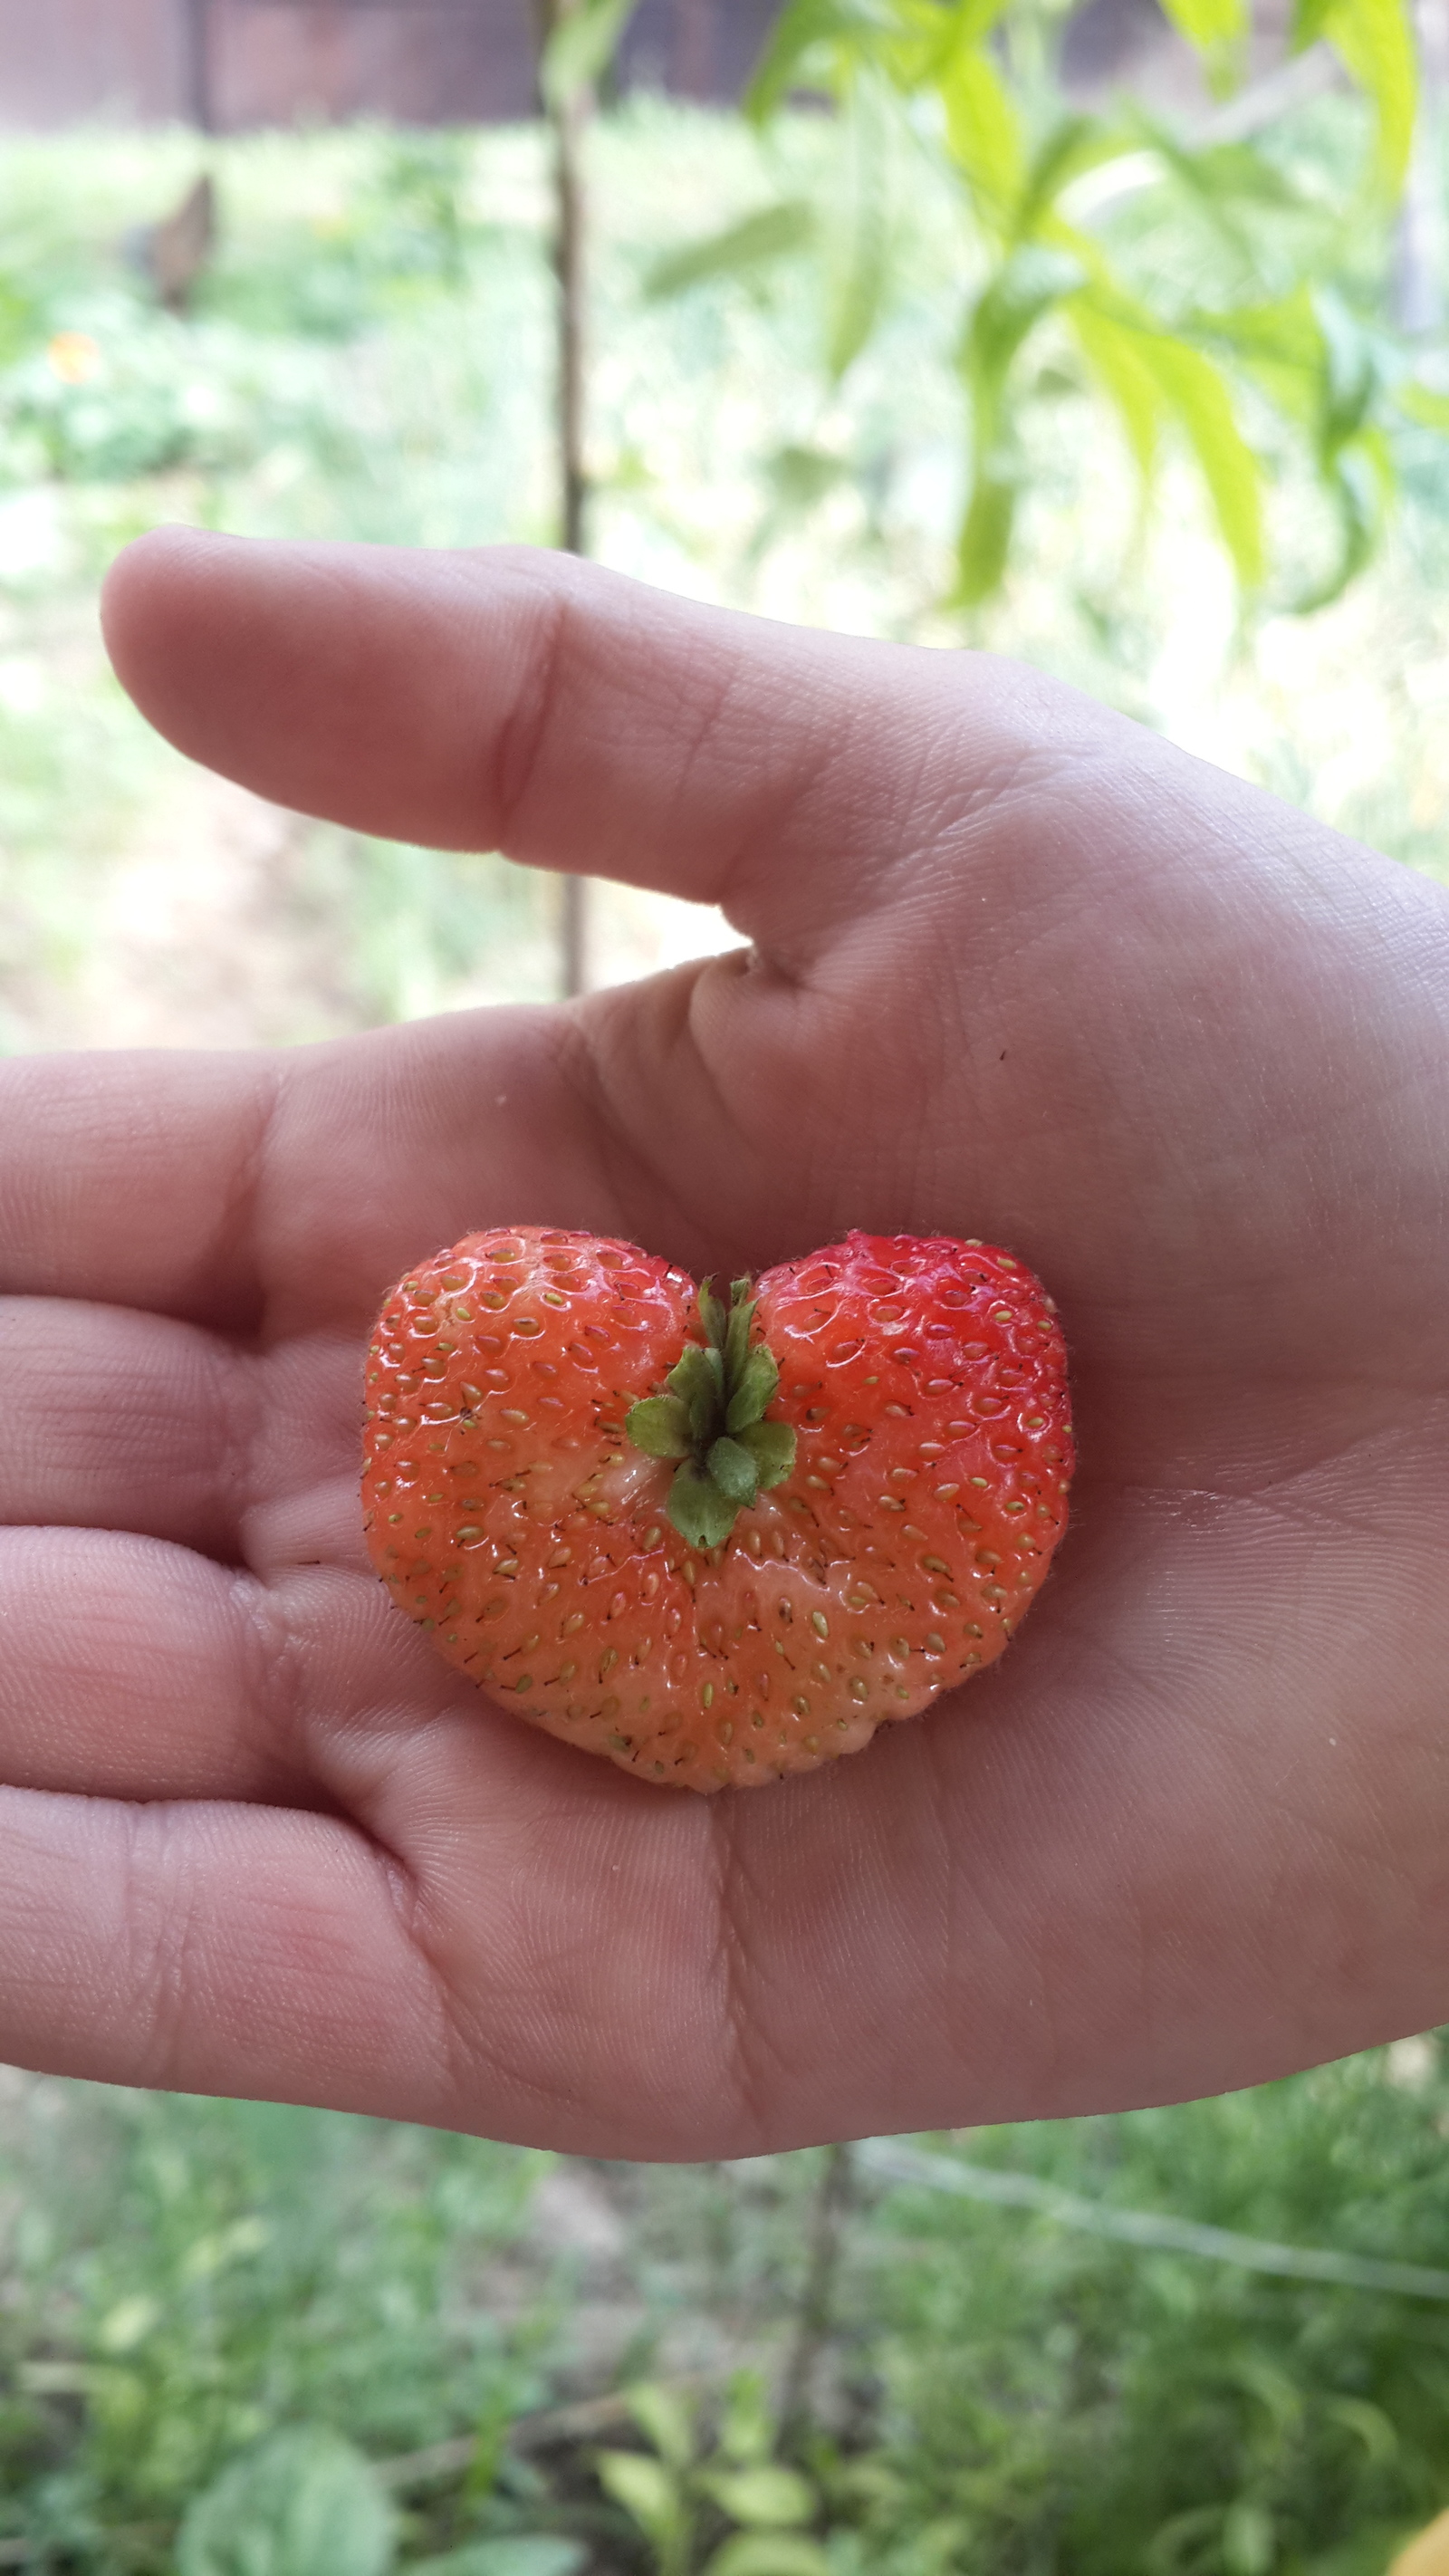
top-left (626, 1275), bottom-right (796, 1548)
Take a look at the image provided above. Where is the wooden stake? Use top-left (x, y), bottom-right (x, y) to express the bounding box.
top-left (542, 0), bottom-right (592, 998)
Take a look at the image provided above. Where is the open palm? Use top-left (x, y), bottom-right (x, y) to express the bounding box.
top-left (2, 530), bottom-right (1445, 2155)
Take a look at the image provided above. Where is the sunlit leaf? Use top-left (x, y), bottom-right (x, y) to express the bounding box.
top-left (1189, 284), bottom-right (1324, 425)
top-left (1014, 117), bottom-right (1131, 237)
top-left (540, 0), bottom-right (640, 110)
top-left (644, 202), bottom-right (817, 301)
top-left (745, 0), bottom-right (901, 120)
top-left (1156, 0), bottom-right (1247, 59)
top-left (953, 469), bottom-right (1016, 604)
top-left (1317, 0), bottom-right (1417, 193)
top-left (939, 44), bottom-right (1023, 220)
top-left (177, 2427), bottom-right (395, 2576)
top-left (1396, 377), bottom-right (1449, 430)
top-left (964, 244), bottom-right (1087, 386)
top-left (1069, 296), bottom-right (1162, 480)
top-left (825, 69), bottom-right (899, 379)
top-left (702, 2465), bottom-right (817, 2527)
top-left (625, 2382), bottom-right (696, 2465)
top-left (1130, 332), bottom-right (1264, 584)
top-left (597, 2448), bottom-right (687, 2545)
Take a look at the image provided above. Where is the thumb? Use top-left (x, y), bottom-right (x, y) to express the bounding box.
top-left (101, 527), bottom-right (1093, 958)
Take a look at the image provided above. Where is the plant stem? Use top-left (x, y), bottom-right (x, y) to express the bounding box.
top-left (182, 0), bottom-right (214, 130)
top-left (780, 2141), bottom-right (855, 2450)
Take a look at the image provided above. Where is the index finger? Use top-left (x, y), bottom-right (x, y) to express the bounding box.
top-left (101, 532), bottom-right (1098, 956)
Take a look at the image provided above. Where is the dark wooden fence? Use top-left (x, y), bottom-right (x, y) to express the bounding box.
top-left (0, 0), bottom-right (781, 130)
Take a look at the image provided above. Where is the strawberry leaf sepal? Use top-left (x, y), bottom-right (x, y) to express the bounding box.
top-left (667, 1459), bottom-right (743, 1551)
top-left (626, 1395), bottom-right (694, 1457)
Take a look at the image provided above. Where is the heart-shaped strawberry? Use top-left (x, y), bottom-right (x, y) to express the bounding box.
top-left (362, 1227), bottom-right (1072, 1790)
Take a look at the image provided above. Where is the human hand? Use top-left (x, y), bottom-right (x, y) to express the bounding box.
top-left (2, 530), bottom-right (1445, 2154)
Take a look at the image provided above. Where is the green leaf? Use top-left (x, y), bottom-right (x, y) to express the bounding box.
top-left (626, 1396), bottom-right (694, 1459)
top-left (1069, 297), bottom-right (1162, 481)
top-left (718, 2370), bottom-right (774, 2467)
top-left (697, 1277), bottom-right (729, 1353)
top-left (701, 2465), bottom-right (817, 2527)
top-left (1136, 334), bottom-right (1263, 585)
top-left (410, 2543), bottom-right (587, 2576)
top-left (1014, 116), bottom-right (1125, 239)
top-left (965, 245), bottom-right (1087, 388)
top-left (1188, 284), bottom-right (1324, 427)
top-left (725, 1345), bottom-right (780, 1433)
top-left (939, 45), bottom-right (1024, 223)
top-left (597, 2448), bottom-right (687, 2548)
top-left (667, 1342), bottom-right (724, 1440)
top-left (177, 2427), bottom-right (395, 2576)
top-left (667, 1460), bottom-right (739, 1550)
top-left (540, 0), bottom-right (639, 110)
top-left (1397, 378), bottom-right (1449, 431)
top-left (724, 1283), bottom-right (756, 1381)
top-left (1318, 0), bottom-right (1417, 194)
top-left (736, 1419), bottom-right (796, 1489)
top-left (702, 2536), bottom-right (834, 2576)
top-left (645, 202), bottom-right (816, 301)
top-left (824, 68), bottom-right (897, 380)
top-left (626, 2380), bottom-right (696, 2467)
top-left (707, 1437), bottom-right (760, 1506)
top-left (1156, 0), bottom-right (1247, 58)
top-left (762, 444), bottom-right (849, 512)
top-left (954, 471), bottom-right (1016, 604)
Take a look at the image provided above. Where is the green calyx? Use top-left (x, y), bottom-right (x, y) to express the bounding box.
top-left (626, 1275), bottom-right (797, 1550)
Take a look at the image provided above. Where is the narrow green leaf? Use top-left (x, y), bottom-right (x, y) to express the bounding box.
top-left (1156, 0), bottom-right (1247, 59)
top-left (939, 44), bottom-right (1024, 222)
top-left (1014, 116), bottom-right (1122, 239)
top-left (737, 1418), bottom-right (796, 1489)
top-left (1129, 329), bottom-right (1265, 584)
top-left (724, 1283), bottom-right (757, 1381)
top-left (667, 1462), bottom-right (740, 1551)
top-left (1291, 0), bottom-right (1336, 44)
top-left (645, 201), bottom-right (817, 302)
top-left (825, 69), bottom-right (896, 380)
top-left (697, 1277), bottom-right (729, 1353)
top-left (667, 1342), bottom-right (724, 1424)
top-left (965, 245), bottom-right (1087, 387)
top-left (1069, 297), bottom-right (1163, 481)
top-left (626, 1396), bottom-right (694, 1459)
top-left (725, 1346), bottom-right (779, 1433)
top-left (1188, 284), bottom-right (1324, 427)
top-left (953, 470), bottom-right (1017, 605)
top-left (1319, 0), bottom-right (1417, 195)
top-left (707, 1437), bottom-right (760, 1506)
top-left (540, 0), bottom-right (639, 110)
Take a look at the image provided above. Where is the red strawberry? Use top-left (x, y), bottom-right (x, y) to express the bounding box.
top-left (361, 1227), bottom-right (1072, 1792)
